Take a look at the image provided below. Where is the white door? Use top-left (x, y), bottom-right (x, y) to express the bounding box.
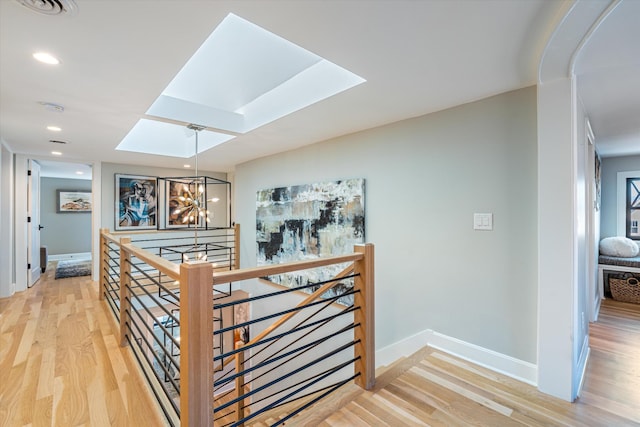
top-left (27, 159), bottom-right (41, 287)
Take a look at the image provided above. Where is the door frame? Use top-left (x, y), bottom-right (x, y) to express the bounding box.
top-left (27, 159), bottom-right (41, 287)
top-left (14, 155), bottom-right (101, 291)
top-left (15, 154), bottom-right (30, 292)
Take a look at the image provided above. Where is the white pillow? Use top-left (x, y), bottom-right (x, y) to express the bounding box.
top-left (599, 237), bottom-right (639, 257)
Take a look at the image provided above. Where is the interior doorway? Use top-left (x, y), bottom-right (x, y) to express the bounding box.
top-left (37, 160), bottom-right (93, 270)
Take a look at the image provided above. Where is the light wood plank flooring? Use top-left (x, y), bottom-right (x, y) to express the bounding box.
top-left (0, 263), bottom-right (165, 427)
top-left (285, 299), bottom-right (640, 426)
top-left (2, 267), bottom-right (639, 426)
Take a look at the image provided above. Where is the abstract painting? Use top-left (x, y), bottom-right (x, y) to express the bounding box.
top-left (115, 174), bottom-right (157, 230)
top-left (256, 179), bottom-right (365, 304)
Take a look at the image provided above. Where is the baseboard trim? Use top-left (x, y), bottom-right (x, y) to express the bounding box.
top-left (49, 252), bottom-right (91, 261)
top-left (0, 282), bottom-right (16, 299)
top-left (376, 328), bottom-right (538, 386)
top-left (426, 330), bottom-right (538, 386)
top-left (376, 329), bottom-right (430, 368)
top-left (575, 334), bottom-right (590, 398)
top-left (593, 296), bottom-right (602, 322)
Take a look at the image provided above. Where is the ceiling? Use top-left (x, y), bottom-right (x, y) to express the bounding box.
top-left (1, 0), bottom-right (638, 178)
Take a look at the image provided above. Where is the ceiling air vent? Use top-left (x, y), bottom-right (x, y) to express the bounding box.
top-left (15, 0), bottom-right (77, 16)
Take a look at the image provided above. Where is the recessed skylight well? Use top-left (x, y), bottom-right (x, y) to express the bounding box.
top-left (117, 13), bottom-right (365, 158)
top-left (117, 119), bottom-right (234, 158)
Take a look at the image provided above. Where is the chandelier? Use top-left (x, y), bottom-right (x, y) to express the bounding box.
top-left (172, 181), bottom-right (211, 225)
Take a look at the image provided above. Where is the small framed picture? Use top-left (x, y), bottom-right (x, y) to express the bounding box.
top-left (115, 174), bottom-right (157, 230)
top-left (57, 190), bottom-right (92, 213)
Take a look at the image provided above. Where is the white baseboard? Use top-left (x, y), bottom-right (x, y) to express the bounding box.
top-left (376, 329), bottom-right (430, 368)
top-left (593, 296), bottom-right (602, 322)
top-left (376, 328), bottom-right (538, 387)
top-left (49, 252), bottom-right (91, 261)
top-left (426, 330), bottom-right (538, 386)
top-left (575, 335), bottom-right (590, 398)
top-left (0, 283), bottom-right (16, 299)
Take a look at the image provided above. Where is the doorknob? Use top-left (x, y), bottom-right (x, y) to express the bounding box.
top-left (38, 225), bottom-right (44, 230)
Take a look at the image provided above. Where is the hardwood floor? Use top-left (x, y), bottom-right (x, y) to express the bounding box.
top-left (579, 299), bottom-right (640, 425)
top-left (288, 299), bottom-right (640, 426)
top-left (0, 263), bottom-right (165, 427)
top-left (2, 268), bottom-right (639, 426)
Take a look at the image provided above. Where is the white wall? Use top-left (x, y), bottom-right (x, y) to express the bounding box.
top-left (0, 141), bottom-right (15, 298)
top-left (537, 77), bottom-right (577, 401)
top-left (235, 87), bottom-right (538, 365)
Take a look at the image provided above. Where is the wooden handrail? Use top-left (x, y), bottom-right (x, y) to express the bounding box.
top-left (102, 231), bottom-right (121, 245)
top-left (102, 228), bottom-right (238, 282)
top-left (220, 264), bottom-right (355, 369)
top-left (120, 242), bottom-right (180, 280)
top-left (212, 253), bottom-right (362, 285)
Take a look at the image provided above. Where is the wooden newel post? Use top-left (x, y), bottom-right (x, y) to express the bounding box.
top-left (234, 348), bottom-right (245, 423)
top-left (180, 261), bottom-right (214, 427)
top-left (119, 237), bottom-right (132, 347)
top-left (353, 243), bottom-right (375, 390)
top-left (233, 223), bottom-right (241, 270)
top-left (99, 228), bottom-right (109, 301)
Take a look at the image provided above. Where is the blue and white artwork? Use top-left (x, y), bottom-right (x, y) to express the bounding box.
top-left (256, 179), bottom-right (365, 305)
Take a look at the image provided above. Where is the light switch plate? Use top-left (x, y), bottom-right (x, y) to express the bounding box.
top-left (473, 213), bottom-right (493, 231)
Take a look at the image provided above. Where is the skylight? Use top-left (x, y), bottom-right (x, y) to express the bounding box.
top-left (116, 13), bottom-right (365, 157)
top-left (116, 119), bottom-right (234, 158)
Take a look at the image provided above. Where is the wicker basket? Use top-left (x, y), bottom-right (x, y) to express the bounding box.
top-left (610, 277), bottom-right (640, 304)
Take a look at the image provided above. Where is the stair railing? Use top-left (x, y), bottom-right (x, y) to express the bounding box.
top-left (99, 227), bottom-right (374, 427)
top-left (208, 244), bottom-right (375, 426)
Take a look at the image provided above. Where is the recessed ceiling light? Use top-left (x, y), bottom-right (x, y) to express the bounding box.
top-left (51, 151), bottom-right (62, 156)
top-left (33, 52), bottom-right (60, 65)
top-left (183, 164), bottom-right (191, 168)
top-left (47, 126), bottom-right (62, 132)
top-left (76, 171), bottom-right (84, 175)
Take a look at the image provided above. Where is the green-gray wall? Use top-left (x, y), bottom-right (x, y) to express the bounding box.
top-left (234, 86), bottom-right (538, 363)
top-left (600, 154), bottom-right (640, 238)
top-left (40, 177), bottom-right (92, 255)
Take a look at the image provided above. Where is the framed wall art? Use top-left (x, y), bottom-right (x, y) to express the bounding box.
top-left (256, 178), bottom-right (365, 305)
top-left (56, 190), bottom-right (91, 213)
top-left (115, 173), bottom-right (157, 230)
